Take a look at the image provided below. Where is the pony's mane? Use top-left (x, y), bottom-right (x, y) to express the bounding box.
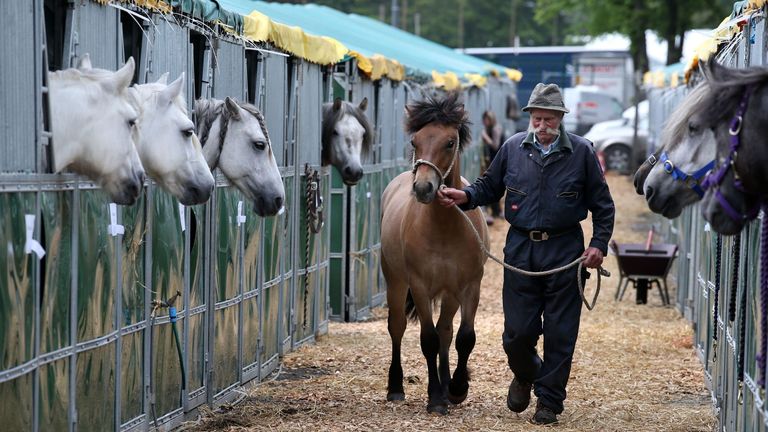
top-left (194, 99), bottom-right (270, 149)
top-left (660, 82), bottom-right (711, 150)
top-left (321, 100), bottom-right (373, 159)
top-left (699, 61), bottom-right (768, 128)
top-left (404, 92), bottom-right (471, 151)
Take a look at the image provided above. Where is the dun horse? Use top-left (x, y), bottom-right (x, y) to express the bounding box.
top-left (381, 93), bottom-right (488, 415)
top-left (321, 98), bottom-right (372, 185)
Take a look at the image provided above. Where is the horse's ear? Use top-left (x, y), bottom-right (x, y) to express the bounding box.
top-left (156, 72), bottom-right (169, 85)
top-left (225, 97), bottom-right (242, 120)
top-left (104, 57), bottom-right (135, 93)
top-left (159, 73), bottom-right (184, 106)
top-left (77, 53), bottom-right (92, 70)
top-left (333, 97), bottom-right (343, 112)
top-left (358, 97), bottom-right (368, 112)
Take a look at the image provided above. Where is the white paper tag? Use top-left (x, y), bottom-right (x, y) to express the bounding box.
top-left (704, 223), bottom-right (711, 232)
top-left (237, 200), bottom-right (247, 226)
top-left (24, 214), bottom-right (45, 259)
top-left (178, 204), bottom-right (186, 232)
top-left (366, 192), bottom-right (371, 199)
top-left (108, 203), bottom-right (125, 236)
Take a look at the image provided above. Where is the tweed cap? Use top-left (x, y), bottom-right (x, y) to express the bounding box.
top-left (522, 83), bottom-right (569, 113)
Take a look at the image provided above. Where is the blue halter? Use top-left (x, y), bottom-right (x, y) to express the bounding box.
top-left (659, 152), bottom-right (715, 198)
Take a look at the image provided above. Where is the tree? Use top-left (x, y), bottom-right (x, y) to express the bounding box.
top-left (533, 0), bottom-right (733, 72)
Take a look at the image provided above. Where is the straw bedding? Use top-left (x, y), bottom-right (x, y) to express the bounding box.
top-left (186, 173), bottom-right (715, 432)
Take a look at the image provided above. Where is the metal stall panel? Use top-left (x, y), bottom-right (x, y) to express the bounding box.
top-left (242, 205), bottom-right (263, 383)
top-left (145, 17), bottom-right (194, 103)
top-left (259, 50), bottom-right (289, 370)
top-left (0, 1), bottom-right (39, 173)
top-left (0, 192), bottom-right (38, 431)
top-left (119, 191), bottom-right (147, 427)
top-left (67, 1), bottom-right (120, 69)
top-left (39, 189), bottom-right (73, 431)
top-left (211, 186), bottom-right (244, 397)
top-left (75, 189), bottom-right (118, 431)
top-left (213, 39), bottom-right (246, 101)
top-left (148, 187), bottom-right (187, 419)
top-left (293, 60), bottom-right (324, 345)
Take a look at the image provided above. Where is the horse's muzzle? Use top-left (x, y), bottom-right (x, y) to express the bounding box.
top-left (413, 181), bottom-right (436, 204)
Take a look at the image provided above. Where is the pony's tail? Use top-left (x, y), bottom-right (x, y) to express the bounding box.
top-left (405, 289), bottom-right (419, 322)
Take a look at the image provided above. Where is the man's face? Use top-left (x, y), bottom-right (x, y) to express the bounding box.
top-left (528, 109), bottom-right (563, 144)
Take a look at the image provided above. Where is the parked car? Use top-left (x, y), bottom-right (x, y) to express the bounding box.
top-left (584, 100), bottom-right (649, 174)
top-left (563, 86), bottom-right (625, 135)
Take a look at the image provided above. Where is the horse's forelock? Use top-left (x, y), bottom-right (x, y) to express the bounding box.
top-left (661, 83), bottom-right (711, 150)
top-left (405, 93), bottom-right (471, 151)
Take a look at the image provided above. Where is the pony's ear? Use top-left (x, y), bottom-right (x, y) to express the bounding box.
top-left (225, 97), bottom-right (242, 120)
top-left (156, 72), bottom-right (169, 85)
top-left (333, 97), bottom-right (343, 112)
top-left (358, 97), bottom-right (368, 112)
top-left (77, 53), bottom-right (92, 70)
top-left (104, 57), bottom-right (135, 93)
top-left (159, 73), bottom-right (184, 106)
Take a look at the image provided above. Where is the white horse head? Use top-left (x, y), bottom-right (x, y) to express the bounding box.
top-left (322, 98), bottom-right (372, 185)
top-left (129, 73), bottom-right (214, 205)
top-left (48, 54), bottom-right (145, 205)
top-left (643, 83), bottom-right (716, 218)
top-left (195, 97), bottom-right (285, 216)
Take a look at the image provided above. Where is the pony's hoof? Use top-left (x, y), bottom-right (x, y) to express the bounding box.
top-left (387, 392), bottom-right (405, 402)
top-left (427, 403), bottom-right (448, 416)
top-left (447, 390), bottom-right (468, 405)
top-left (448, 380), bottom-right (469, 404)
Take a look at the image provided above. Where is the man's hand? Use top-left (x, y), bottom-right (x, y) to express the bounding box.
top-left (436, 187), bottom-right (468, 208)
top-left (582, 247), bottom-right (604, 268)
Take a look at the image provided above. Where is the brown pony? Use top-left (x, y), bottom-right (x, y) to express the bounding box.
top-left (380, 93), bottom-right (489, 415)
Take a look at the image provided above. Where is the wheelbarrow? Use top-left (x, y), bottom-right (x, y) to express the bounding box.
top-left (609, 236), bottom-right (678, 306)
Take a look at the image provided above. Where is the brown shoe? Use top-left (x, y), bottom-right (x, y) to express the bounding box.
top-left (506, 377), bottom-right (532, 412)
top-left (532, 401), bottom-right (558, 425)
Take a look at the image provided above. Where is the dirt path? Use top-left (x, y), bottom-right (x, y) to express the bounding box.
top-left (188, 173), bottom-right (715, 432)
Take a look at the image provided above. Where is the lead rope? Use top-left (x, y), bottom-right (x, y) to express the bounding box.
top-left (728, 234), bottom-right (742, 323)
top-left (757, 205), bottom-right (768, 389)
top-left (414, 145), bottom-right (609, 311)
top-left (738, 274), bottom-right (747, 404)
top-left (712, 233), bottom-right (723, 363)
top-left (449, 202), bottom-right (608, 310)
top-left (303, 164), bottom-right (324, 331)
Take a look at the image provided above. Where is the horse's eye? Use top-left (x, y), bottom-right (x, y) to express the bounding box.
top-left (182, 128), bottom-right (194, 138)
top-left (333, 130), bottom-right (339, 136)
top-left (410, 140), bottom-right (415, 148)
top-left (447, 140), bottom-right (455, 149)
top-left (128, 118), bottom-right (137, 128)
top-left (253, 140), bottom-right (266, 151)
top-left (688, 123), bottom-right (698, 134)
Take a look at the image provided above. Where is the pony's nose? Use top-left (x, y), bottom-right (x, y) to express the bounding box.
top-left (413, 181), bottom-right (434, 196)
top-left (274, 196), bottom-right (283, 209)
top-left (645, 185), bottom-right (655, 201)
top-left (343, 166), bottom-right (363, 183)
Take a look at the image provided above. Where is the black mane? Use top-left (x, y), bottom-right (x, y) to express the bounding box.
top-left (404, 92), bottom-right (471, 151)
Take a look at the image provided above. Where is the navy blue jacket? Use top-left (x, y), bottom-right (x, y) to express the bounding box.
top-left (462, 129), bottom-right (615, 255)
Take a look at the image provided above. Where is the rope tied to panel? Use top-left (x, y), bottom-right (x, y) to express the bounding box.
top-left (712, 233), bottom-right (723, 363)
top-left (303, 164), bottom-right (324, 331)
top-left (757, 206), bottom-right (768, 389)
top-left (728, 234), bottom-right (741, 323)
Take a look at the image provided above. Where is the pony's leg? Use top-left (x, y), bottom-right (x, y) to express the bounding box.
top-left (448, 281), bottom-right (480, 405)
top-left (436, 297), bottom-right (459, 402)
top-left (412, 292), bottom-right (448, 415)
top-left (385, 277), bottom-right (408, 402)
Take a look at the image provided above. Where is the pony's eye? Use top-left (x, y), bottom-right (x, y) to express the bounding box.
top-left (182, 128), bottom-right (194, 138)
top-left (688, 123), bottom-right (698, 134)
top-left (410, 140), bottom-right (415, 148)
top-left (333, 130), bottom-right (339, 136)
top-left (128, 118), bottom-right (137, 128)
top-left (253, 140), bottom-right (267, 151)
top-left (447, 140), bottom-right (455, 149)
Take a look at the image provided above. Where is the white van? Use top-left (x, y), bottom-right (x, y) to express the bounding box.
top-left (563, 86), bottom-right (624, 135)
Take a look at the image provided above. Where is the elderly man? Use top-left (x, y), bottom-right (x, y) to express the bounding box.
top-left (437, 83), bottom-right (615, 424)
